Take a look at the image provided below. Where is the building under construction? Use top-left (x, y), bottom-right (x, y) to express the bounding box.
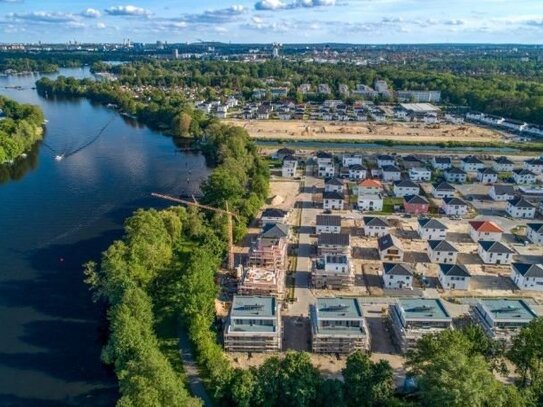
top-left (248, 223), bottom-right (289, 271)
top-left (236, 265), bottom-right (285, 298)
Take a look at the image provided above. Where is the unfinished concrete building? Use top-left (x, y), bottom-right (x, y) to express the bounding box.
top-left (311, 297), bottom-right (369, 354)
top-left (248, 223), bottom-right (289, 271)
top-left (311, 254), bottom-right (355, 289)
top-left (224, 295), bottom-right (282, 352)
top-left (389, 298), bottom-right (453, 353)
top-left (236, 265), bottom-right (285, 298)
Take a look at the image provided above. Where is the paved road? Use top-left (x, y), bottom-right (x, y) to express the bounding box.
top-left (178, 324), bottom-right (214, 406)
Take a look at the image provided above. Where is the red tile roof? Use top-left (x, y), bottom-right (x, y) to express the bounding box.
top-left (469, 220), bottom-right (504, 233)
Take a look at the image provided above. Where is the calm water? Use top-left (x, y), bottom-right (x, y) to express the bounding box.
top-left (0, 68), bottom-right (209, 406)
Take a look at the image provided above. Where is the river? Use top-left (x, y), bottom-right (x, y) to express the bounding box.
top-left (0, 68), bottom-right (209, 406)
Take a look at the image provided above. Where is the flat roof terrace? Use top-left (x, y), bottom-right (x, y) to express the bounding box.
top-left (396, 298), bottom-right (451, 322)
top-left (315, 297), bottom-right (363, 320)
top-left (230, 295), bottom-right (276, 319)
top-left (477, 298), bottom-right (537, 323)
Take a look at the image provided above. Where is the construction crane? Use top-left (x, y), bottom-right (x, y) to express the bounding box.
top-left (151, 192), bottom-right (239, 270)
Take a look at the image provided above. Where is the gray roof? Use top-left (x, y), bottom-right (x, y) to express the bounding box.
top-left (495, 156), bottom-right (514, 164)
top-left (434, 156), bottom-right (451, 164)
top-left (318, 233), bottom-right (350, 246)
top-left (433, 181), bottom-right (455, 191)
top-left (394, 179), bottom-right (419, 188)
top-left (316, 214), bottom-right (341, 227)
top-left (404, 194), bottom-right (429, 204)
top-left (377, 154), bottom-right (394, 161)
top-left (443, 197), bottom-right (467, 206)
top-left (364, 216), bottom-right (390, 227)
top-left (418, 218), bottom-right (447, 230)
top-left (323, 191), bottom-right (344, 200)
top-left (428, 240), bottom-right (458, 252)
top-left (525, 158), bottom-right (543, 166)
top-left (382, 165), bottom-right (401, 172)
top-left (508, 197), bottom-right (535, 208)
top-left (378, 234), bottom-right (402, 251)
top-left (439, 264), bottom-right (470, 277)
top-left (317, 151), bottom-right (333, 159)
top-left (512, 263), bottom-right (543, 278)
top-left (492, 184), bottom-right (515, 195)
top-left (446, 167), bottom-right (467, 175)
top-left (513, 169), bottom-right (536, 176)
top-left (349, 164), bottom-right (366, 171)
top-left (231, 295), bottom-right (276, 318)
top-left (527, 223), bottom-right (543, 234)
top-left (262, 208), bottom-right (287, 218)
top-left (325, 177), bottom-right (343, 186)
top-left (478, 167), bottom-right (498, 175)
top-left (478, 241), bottom-right (514, 254)
top-left (462, 156), bottom-right (484, 164)
top-left (383, 262), bottom-right (413, 276)
top-left (261, 223), bottom-right (289, 239)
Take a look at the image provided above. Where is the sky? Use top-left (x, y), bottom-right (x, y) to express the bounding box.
top-left (0, 0), bottom-right (542, 44)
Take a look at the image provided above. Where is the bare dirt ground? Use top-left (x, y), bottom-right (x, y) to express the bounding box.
top-left (227, 119), bottom-right (504, 143)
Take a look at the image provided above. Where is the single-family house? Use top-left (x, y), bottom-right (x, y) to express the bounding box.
top-left (282, 157), bottom-right (298, 177)
top-left (409, 167), bottom-right (432, 182)
top-left (478, 241), bottom-right (514, 265)
top-left (442, 197), bottom-right (469, 217)
top-left (512, 169), bottom-right (536, 185)
top-left (524, 158), bottom-right (543, 174)
top-left (444, 167), bottom-right (467, 183)
top-left (439, 264), bottom-right (471, 290)
top-left (428, 240), bottom-right (458, 264)
top-left (378, 234), bottom-right (404, 262)
top-left (357, 178), bottom-right (383, 195)
top-left (477, 168), bottom-right (499, 184)
top-left (418, 218), bottom-right (448, 240)
top-left (318, 163), bottom-right (335, 178)
top-left (316, 151), bottom-right (334, 167)
top-left (382, 263), bottom-right (413, 289)
top-left (363, 216), bottom-right (390, 237)
top-left (323, 191), bottom-right (345, 211)
top-left (376, 154), bottom-right (395, 168)
top-left (461, 156), bottom-right (485, 172)
top-left (357, 193), bottom-right (384, 212)
top-left (316, 215), bottom-right (341, 235)
top-left (511, 263), bottom-right (543, 291)
top-left (382, 165), bottom-right (402, 182)
top-left (403, 195), bottom-right (430, 215)
top-left (432, 181), bottom-right (455, 199)
top-left (312, 255), bottom-right (354, 289)
top-left (348, 164), bottom-right (367, 180)
top-left (393, 180), bottom-right (420, 197)
top-left (432, 156), bottom-right (452, 170)
top-left (507, 197), bottom-right (536, 219)
top-left (324, 178), bottom-right (344, 193)
top-left (489, 185), bottom-right (516, 201)
top-left (342, 154), bottom-right (363, 167)
top-left (318, 233), bottom-right (351, 256)
top-left (492, 156), bottom-right (515, 172)
top-left (469, 220), bottom-right (504, 242)
top-left (260, 208), bottom-right (288, 226)
top-left (402, 155), bottom-right (423, 169)
top-left (526, 223), bottom-right (543, 245)
top-left (274, 147), bottom-right (295, 160)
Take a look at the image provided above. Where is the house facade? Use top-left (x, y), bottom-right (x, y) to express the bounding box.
top-left (512, 169), bottom-right (536, 185)
top-left (461, 156), bottom-right (485, 172)
top-left (492, 156), bottom-right (515, 172)
top-left (357, 194), bottom-right (383, 212)
top-left (382, 165), bottom-right (402, 182)
top-left (478, 241), bottom-right (514, 265)
top-left (378, 234), bottom-right (404, 262)
top-left (316, 215), bottom-right (341, 235)
top-left (432, 182), bottom-right (456, 198)
top-left (428, 240), bottom-right (458, 264)
top-left (363, 216), bottom-right (390, 237)
top-left (511, 263), bottom-right (543, 291)
top-left (408, 167), bottom-right (431, 182)
top-left (432, 156), bottom-right (452, 170)
top-left (403, 195), bottom-right (430, 215)
top-left (442, 197), bottom-right (469, 216)
top-left (444, 167), bottom-right (467, 183)
top-left (469, 220), bottom-right (504, 242)
top-left (393, 180), bottom-right (420, 197)
top-left (418, 218), bottom-right (448, 240)
top-left (382, 263), bottom-right (413, 289)
top-left (489, 185), bottom-right (515, 201)
top-left (439, 264), bottom-right (471, 290)
top-left (527, 223), bottom-right (543, 244)
top-left (476, 168), bottom-right (499, 184)
top-left (317, 233), bottom-right (351, 256)
top-left (507, 198), bottom-right (536, 219)
top-left (323, 191), bottom-right (345, 211)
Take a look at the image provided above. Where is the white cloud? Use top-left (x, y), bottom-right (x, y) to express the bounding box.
top-left (104, 5), bottom-right (152, 17)
top-left (7, 11), bottom-right (78, 23)
top-left (444, 18), bottom-right (466, 25)
top-left (96, 22), bottom-right (106, 29)
top-left (255, 0), bottom-right (336, 10)
top-left (81, 8), bottom-right (101, 18)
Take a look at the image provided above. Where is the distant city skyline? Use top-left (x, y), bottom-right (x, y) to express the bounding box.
top-left (0, 0), bottom-right (542, 44)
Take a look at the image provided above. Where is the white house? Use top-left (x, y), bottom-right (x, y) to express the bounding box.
top-left (512, 169), bottom-right (536, 185)
top-left (432, 182), bottom-right (455, 198)
top-left (461, 156), bottom-right (485, 172)
top-left (382, 165), bottom-right (402, 182)
top-left (393, 180), bottom-right (420, 197)
top-left (469, 220), bottom-right (504, 242)
top-left (408, 167), bottom-right (432, 182)
top-left (418, 218), bottom-right (448, 240)
top-left (444, 167), bottom-right (467, 183)
top-left (382, 263), bottom-right (413, 289)
top-left (323, 191), bottom-right (345, 211)
top-left (492, 156), bottom-right (515, 172)
top-left (317, 233), bottom-right (351, 256)
top-left (526, 223), bottom-right (543, 245)
top-left (342, 154), bottom-right (363, 167)
top-left (376, 155), bottom-right (395, 168)
top-left (358, 179), bottom-right (383, 194)
top-left (442, 197), bottom-right (469, 217)
top-left (428, 240), bottom-right (458, 264)
top-left (357, 194), bottom-right (384, 212)
top-left (478, 241), bottom-right (514, 265)
top-left (318, 163), bottom-right (335, 178)
top-left (282, 159), bottom-right (298, 177)
top-left (324, 178), bottom-right (344, 193)
top-left (476, 168), bottom-right (499, 184)
top-left (432, 156), bottom-right (452, 170)
top-left (316, 151), bottom-right (334, 167)
top-left (316, 215), bottom-right (341, 235)
top-left (511, 263), bottom-right (543, 291)
top-left (507, 197), bottom-right (536, 219)
top-left (363, 216), bottom-right (390, 237)
top-left (439, 264), bottom-right (471, 290)
top-left (378, 234), bottom-right (404, 262)
top-left (489, 185), bottom-right (516, 201)
top-left (349, 164), bottom-right (367, 180)
top-left (260, 208), bottom-right (288, 226)
top-left (524, 158), bottom-right (543, 174)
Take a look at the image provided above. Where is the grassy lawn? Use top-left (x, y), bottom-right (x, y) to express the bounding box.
top-left (382, 197), bottom-right (403, 213)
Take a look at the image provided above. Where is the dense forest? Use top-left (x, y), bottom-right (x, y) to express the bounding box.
top-left (0, 96), bottom-right (44, 163)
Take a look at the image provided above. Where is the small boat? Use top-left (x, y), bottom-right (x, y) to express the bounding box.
top-left (55, 155), bottom-right (64, 161)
